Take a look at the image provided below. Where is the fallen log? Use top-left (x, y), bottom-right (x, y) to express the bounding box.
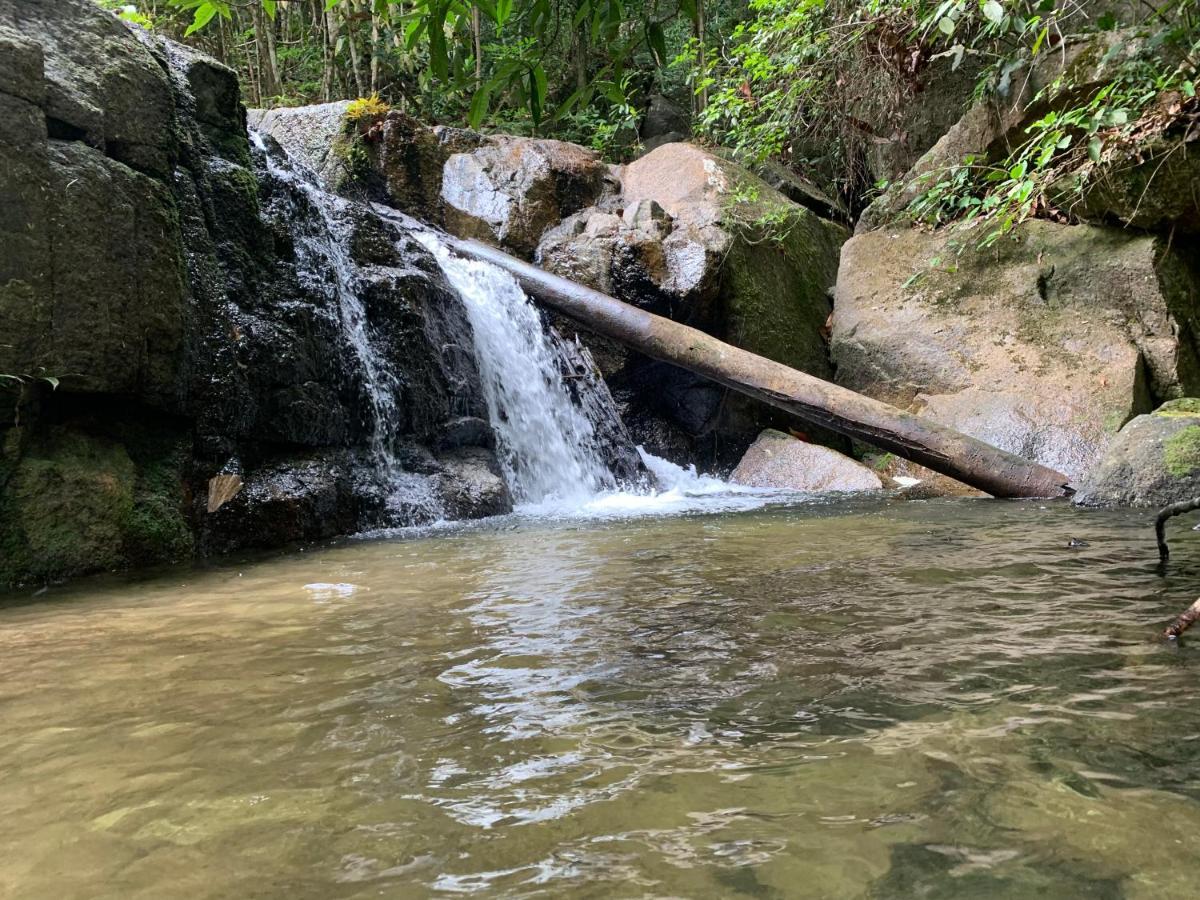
top-left (447, 237), bottom-right (1073, 499)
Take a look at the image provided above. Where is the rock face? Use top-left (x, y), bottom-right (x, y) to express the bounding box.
top-left (0, 0), bottom-right (524, 586)
top-left (538, 142), bottom-right (848, 470)
top-left (859, 29), bottom-right (1162, 233)
top-left (831, 221), bottom-right (1200, 485)
top-left (440, 135), bottom-right (610, 258)
top-left (1075, 399), bottom-right (1200, 507)
top-left (246, 101), bottom-right (354, 190)
top-left (731, 430), bottom-right (883, 493)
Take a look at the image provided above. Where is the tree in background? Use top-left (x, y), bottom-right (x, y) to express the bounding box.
top-left (101, 0), bottom-right (1197, 234)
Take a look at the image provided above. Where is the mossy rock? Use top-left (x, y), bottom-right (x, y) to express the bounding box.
top-left (0, 424), bottom-right (193, 587)
top-left (1076, 399), bottom-right (1200, 507)
top-left (0, 429), bottom-right (136, 585)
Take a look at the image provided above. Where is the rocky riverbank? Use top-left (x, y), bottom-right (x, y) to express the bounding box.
top-left (3, 0), bottom-right (1199, 587)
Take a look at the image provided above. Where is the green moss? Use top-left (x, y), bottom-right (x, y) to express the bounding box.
top-left (125, 446), bottom-right (193, 566)
top-left (1163, 425), bottom-right (1200, 477)
top-left (0, 422), bottom-right (194, 588)
top-left (0, 430), bottom-right (136, 585)
top-left (1153, 397), bottom-right (1200, 418)
top-left (720, 208), bottom-right (845, 377)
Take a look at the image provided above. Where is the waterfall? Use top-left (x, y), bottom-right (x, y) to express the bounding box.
top-left (249, 131), bottom-right (398, 465)
top-left (249, 131), bottom-right (442, 521)
top-left (247, 129), bottom-right (771, 523)
top-left (417, 234), bottom-right (617, 506)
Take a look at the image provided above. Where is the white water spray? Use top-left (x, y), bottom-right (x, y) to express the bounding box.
top-left (418, 234), bottom-right (617, 506)
top-left (250, 131), bottom-right (397, 464)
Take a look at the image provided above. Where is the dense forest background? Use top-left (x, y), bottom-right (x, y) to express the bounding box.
top-left (99, 0), bottom-right (1197, 231)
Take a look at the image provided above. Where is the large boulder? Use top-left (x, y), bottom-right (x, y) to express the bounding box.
top-left (538, 142), bottom-right (848, 469)
top-left (859, 29), bottom-right (1159, 232)
top-left (640, 93), bottom-right (690, 153)
top-left (1075, 399), bottom-right (1200, 507)
top-left (0, 1), bottom-right (516, 587)
top-left (1059, 138), bottom-right (1200, 235)
top-left (247, 101), bottom-right (353, 188)
top-left (731, 430), bottom-right (884, 493)
top-left (831, 221), bottom-right (1200, 486)
top-left (441, 135), bottom-right (610, 257)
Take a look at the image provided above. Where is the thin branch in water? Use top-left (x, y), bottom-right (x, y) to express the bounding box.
top-left (1154, 495), bottom-right (1200, 560)
top-left (1165, 598), bottom-right (1200, 639)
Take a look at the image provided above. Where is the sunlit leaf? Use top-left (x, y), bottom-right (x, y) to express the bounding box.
top-left (184, 2), bottom-right (217, 36)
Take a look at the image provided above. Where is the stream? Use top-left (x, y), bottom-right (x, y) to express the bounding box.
top-left (2, 498), bottom-right (1199, 898)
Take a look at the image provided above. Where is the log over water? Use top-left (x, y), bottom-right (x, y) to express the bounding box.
top-left (447, 238), bottom-right (1074, 500)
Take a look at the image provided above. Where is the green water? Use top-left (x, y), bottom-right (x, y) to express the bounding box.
top-left (1, 498), bottom-right (1199, 898)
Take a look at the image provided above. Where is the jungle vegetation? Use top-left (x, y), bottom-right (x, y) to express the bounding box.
top-left (99, 0), bottom-right (1198, 237)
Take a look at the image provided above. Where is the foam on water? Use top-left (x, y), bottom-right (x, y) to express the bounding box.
top-left (517, 448), bottom-right (790, 519)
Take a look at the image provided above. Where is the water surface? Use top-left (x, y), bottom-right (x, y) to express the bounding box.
top-left (2, 498), bottom-right (1198, 898)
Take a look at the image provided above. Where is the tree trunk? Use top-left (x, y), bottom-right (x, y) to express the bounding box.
top-left (472, 6), bottom-right (483, 87)
top-left (445, 238), bottom-right (1075, 500)
top-left (346, 0), bottom-right (366, 97)
top-left (371, 10), bottom-right (381, 94)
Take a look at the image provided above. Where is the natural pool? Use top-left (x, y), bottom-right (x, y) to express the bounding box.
top-left (1, 498), bottom-right (1198, 898)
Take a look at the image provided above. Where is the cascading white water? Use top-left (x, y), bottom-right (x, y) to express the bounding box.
top-left (418, 234), bottom-right (617, 506)
top-left (250, 131), bottom-right (397, 464)
top-left (250, 131), bottom-right (442, 520)
top-left (250, 130), bottom-right (786, 524)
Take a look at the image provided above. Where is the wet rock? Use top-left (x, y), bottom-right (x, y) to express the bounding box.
top-left (434, 416), bottom-right (494, 453)
top-left (550, 330), bottom-right (646, 484)
top-left (1075, 399), bottom-right (1200, 507)
top-left (434, 447), bottom-right (512, 519)
top-left (831, 221), bottom-right (1200, 485)
top-left (441, 135), bottom-right (609, 257)
top-left (201, 454), bottom-right (361, 553)
top-left (731, 429), bottom-right (883, 492)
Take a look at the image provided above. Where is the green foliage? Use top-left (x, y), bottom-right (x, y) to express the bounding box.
top-left (95, 0), bottom-right (154, 28)
top-left (691, 0), bottom-right (1198, 232)
top-left (908, 1), bottom-right (1199, 246)
top-left (163, 0), bottom-right (682, 148)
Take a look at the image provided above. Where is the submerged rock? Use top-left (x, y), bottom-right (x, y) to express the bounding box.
top-left (731, 430), bottom-right (883, 493)
top-left (1075, 399), bottom-right (1200, 507)
top-left (831, 221), bottom-right (1200, 486)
